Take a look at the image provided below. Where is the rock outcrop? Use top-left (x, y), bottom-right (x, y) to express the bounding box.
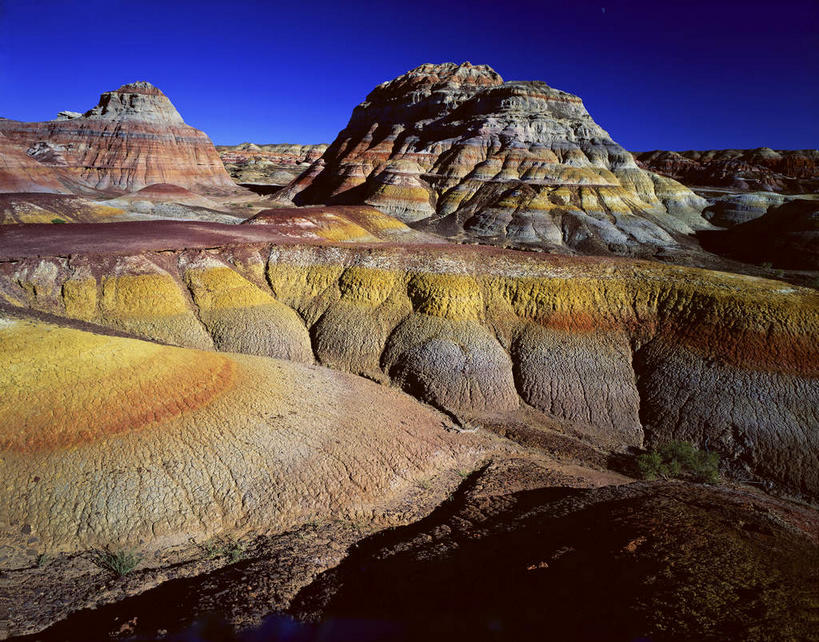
top-left (218, 143), bottom-right (329, 185)
top-left (1, 225), bottom-right (816, 497)
top-left (702, 191), bottom-right (789, 227)
top-left (699, 198), bottom-right (819, 270)
top-left (0, 131), bottom-right (68, 194)
top-left (279, 62), bottom-right (710, 256)
top-left (634, 148), bottom-right (819, 194)
top-left (0, 82), bottom-right (238, 195)
top-left (0, 193), bottom-right (125, 224)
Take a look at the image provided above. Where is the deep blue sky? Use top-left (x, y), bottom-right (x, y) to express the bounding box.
top-left (1, 0), bottom-right (817, 150)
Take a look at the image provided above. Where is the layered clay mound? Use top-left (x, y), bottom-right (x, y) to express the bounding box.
top-left (634, 148), bottom-right (819, 193)
top-left (0, 193), bottom-right (125, 224)
top-left (0, 131), bottom-right (68, 194)
top-left (0, 312), bottom-right (484, 561)
top-left (699, 198), bottom-right (819, 270)
top-left (279, 62), bottom-right (710, 255)
top-left (1, 230), bottom-right (816, 497)
top-left (245, 205), bottom-right (442, 243)
top-left (218, 143), bottom-right (329, 185)
top-left (702, 191), bottom-right (789, 227)
top-left (109, 183), bottom-right (221, 207)
top-left (0, 82), bottom-right (238, 195)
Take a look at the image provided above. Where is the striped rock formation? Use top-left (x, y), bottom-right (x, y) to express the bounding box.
top-left (1, 226), bottom-right (816, 497)
top-left (244, 205), bottom-right (442, 243)
top-left (0, 82), bottom-right (237, 195)
top-left (217, 143), bottom-right (329, 185)
top-left (280, 62), bottom-right (710, 255)
top-left (0, 311), bottom-right (485, 559)
top-left (634, 148), bottom-right (819, 194)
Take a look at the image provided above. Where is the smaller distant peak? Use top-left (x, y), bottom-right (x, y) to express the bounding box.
top-left (83, 81), bottom-right (184, 124)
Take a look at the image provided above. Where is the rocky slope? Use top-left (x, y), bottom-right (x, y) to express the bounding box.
top-left (0, 131), bottom-right (68, 194)
top-left (0, 309), bottom-right (487, 565)
top-left (291, 473), bottom-right (818, 642)
top-left (218, 143), bottom-right (328, 185)
top-left (634, 148), bottom-right (819, 193)
top-left (9, 460), bottom-right (816, 642)
top-left (278, 62), bottom-right (710, 256)
top-left (0, 82), bottom-right (238, 195)
top-left (1, 224), bottom-right (815, 498)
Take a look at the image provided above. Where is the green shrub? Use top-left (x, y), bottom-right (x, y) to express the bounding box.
top-left (51, 218), bottom-right (66, 224)
top-left (92, 548), bottom-right (142, 576)
top-left (637, 440), bottom-right (719, 483)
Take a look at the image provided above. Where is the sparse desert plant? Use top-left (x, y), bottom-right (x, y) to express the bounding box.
top-left (637, 440), bottom-right (719, 483)
top-left (35, 553), bottom-right (51, 568)
top-left (51, 218), bottom-right (66, 224)
top-left (201, 536), bottom-right (246, 562)
top-left (92, 548), bottom-right (142, 576)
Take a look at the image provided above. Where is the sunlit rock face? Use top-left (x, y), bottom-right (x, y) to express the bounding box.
top-left (280, 62), bottom-right (710, 255)
top-left (0, 82), bottom-right (238, 195)
top-left (0, 131), bottom-right (69, 194)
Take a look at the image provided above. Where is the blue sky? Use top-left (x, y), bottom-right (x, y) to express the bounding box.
top-left (0, 0), bottom-right (817, 149)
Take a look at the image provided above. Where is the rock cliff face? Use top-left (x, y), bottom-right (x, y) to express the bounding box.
top-left (634, 148), bottom-right (819, 193)
top-left (0, 82), bottom-right (238, 195)
top-left (0, 131), bottom-right (69, 194)
top-left (280, 62), bottom-right (710, 256)
top-left (1, 225), bottom-right (816, 498)
top-left (218, 143), bottom-right (329, 185)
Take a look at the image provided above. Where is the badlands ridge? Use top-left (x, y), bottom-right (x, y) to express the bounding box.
top-left (0, 63), bottom-right (816, 640)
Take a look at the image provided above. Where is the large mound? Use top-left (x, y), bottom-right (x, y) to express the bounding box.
top-left (0, 82), bottom-right (238, 195)
top-left (635, 148), bottom-right (819, 193)
top-left (279, 62), bottom-right (710, 256)
top-left (0, 312), bottom-right (484, 561)
top-left (1, 228), bottom-right (816, 497)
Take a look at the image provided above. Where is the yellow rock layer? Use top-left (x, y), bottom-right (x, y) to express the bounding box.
top-left (0, 318), bottom-right (235, 452)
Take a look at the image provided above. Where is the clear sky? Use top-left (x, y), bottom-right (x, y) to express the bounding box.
top-left (0, 0), bottom-right (817, 150)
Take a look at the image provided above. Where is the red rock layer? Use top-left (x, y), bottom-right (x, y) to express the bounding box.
top-left (0, 131), bottom-right (68, 194)
top-left (0, 82), bottom-right (238, 196)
